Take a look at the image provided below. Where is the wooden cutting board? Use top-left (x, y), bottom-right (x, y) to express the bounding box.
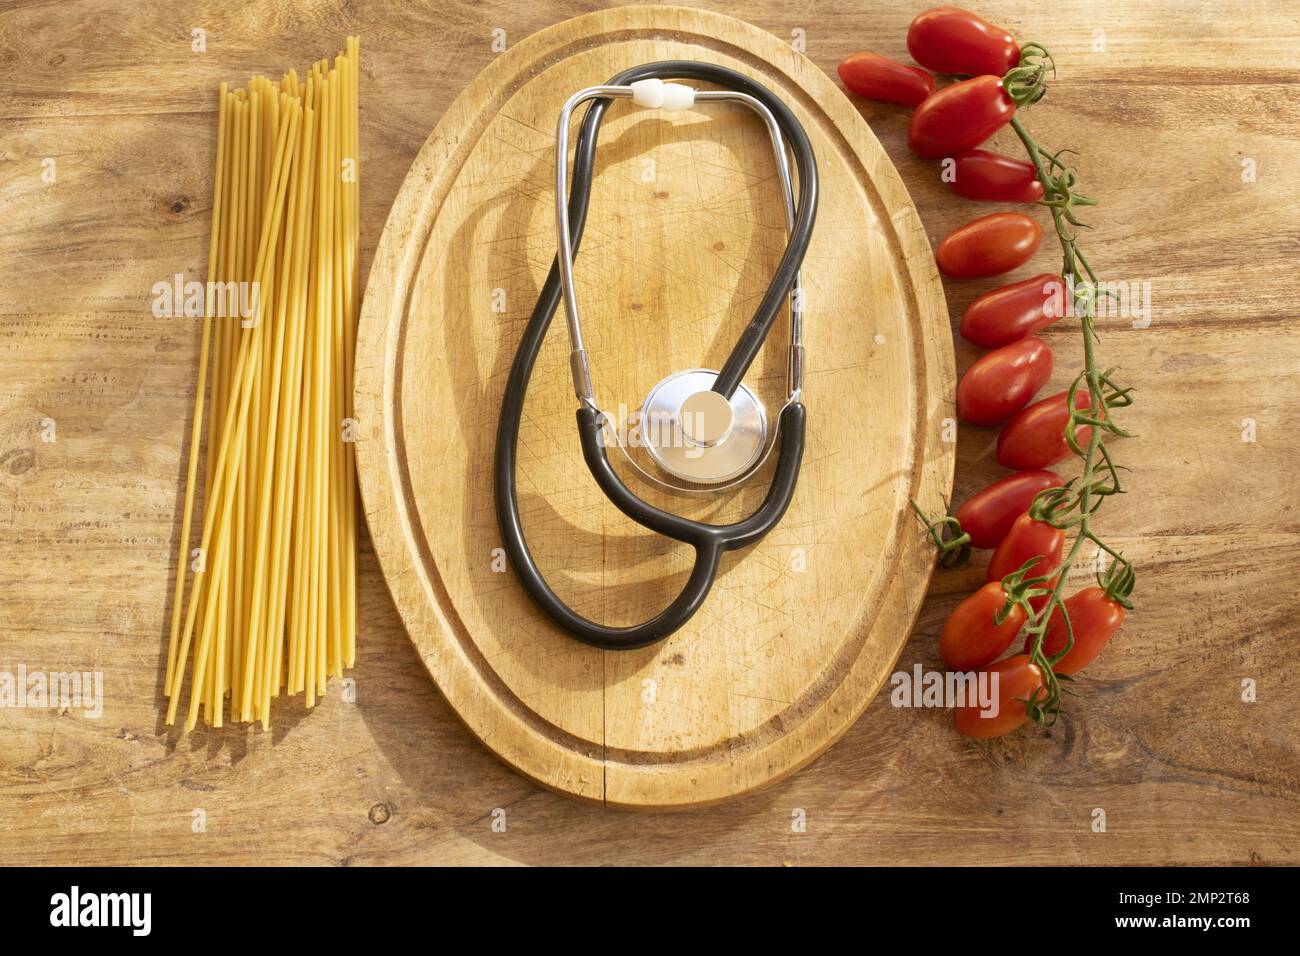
top-left (354, 4), bottom-right (953, 808)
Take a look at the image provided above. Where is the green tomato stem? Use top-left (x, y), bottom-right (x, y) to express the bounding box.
top-left (1007, 111), bottom-right (1132, 724)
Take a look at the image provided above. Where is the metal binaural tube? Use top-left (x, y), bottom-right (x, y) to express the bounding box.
top-left (553, 82), bottom-right (808, 405)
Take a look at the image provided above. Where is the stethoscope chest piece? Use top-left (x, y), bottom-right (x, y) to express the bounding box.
top-left (639, 369), bottom-right (767, 485)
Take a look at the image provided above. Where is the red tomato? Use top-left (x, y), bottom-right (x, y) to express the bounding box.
top-left (936, 212), bottom-right (1042, 279)
top-left (960, 273), bottom-right (1066, 348)
top-left (986, 512), bottom-right (1063, 584)
top-left (1026, 587), bottom-right (1125, 675)
top-left (955, 470), bottom-right (1062, 549)
top-left (907, 6), bottom-right (1020, 77)
top-left (838, 52), bottom-right (936, 107)
top-left (997, 389), bottom-right (1097, 470)
top-left (940, 581), bottom-right (1026, 671)
top-left (949, 149), bottom-right (1044, 203)
top-left (907, 75), bottom-right (1015, 158)
top-left (955, 655), bottom-right (1044, 739)
top-left (957, 337), bottom-right (1053, 426)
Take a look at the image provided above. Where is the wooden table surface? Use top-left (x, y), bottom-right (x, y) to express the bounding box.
top-left (2, 0), bottom-right (1297, 865)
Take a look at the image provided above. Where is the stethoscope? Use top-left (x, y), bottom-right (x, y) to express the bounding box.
top-left (494, 61), bottom-right (818, 650)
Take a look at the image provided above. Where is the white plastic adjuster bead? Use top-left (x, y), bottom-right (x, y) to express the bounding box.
top-left (630, 78), bottom-right (665, 108)
top-left (661, 83), bottom-right (695, 111)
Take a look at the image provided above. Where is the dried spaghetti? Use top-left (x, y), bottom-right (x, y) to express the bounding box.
top-left (166, 38), bottom-right (361, 730)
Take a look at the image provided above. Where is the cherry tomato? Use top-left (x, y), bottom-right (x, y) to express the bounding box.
top-left (838, 52), bottom-right (936, 107)
top-left (955, 470), bottom-right (1062, 549)
top-left (987, 512), bottom-right (1063, 584)
top-left (957, 337), bottom-right (1053, 426)
top-left (997, 389), bottom-right (1097, 470)
top-left (907, 7), bottom-right (1020, 77)
top-left (908, 75), bottom-right (1014, 159)
top-left (940, 581), bottom-right (1025, 671)
top-left (1026, 587), bottom-right (1125, 675)
top-left (949, 149), bottom-right (1044, 203)
top-left (936, 212), bottom-right (1042, 279)
top-left (960, 273), bottom-right (1066, 348)
top-left (955, 655), bottom-right (1044, 739)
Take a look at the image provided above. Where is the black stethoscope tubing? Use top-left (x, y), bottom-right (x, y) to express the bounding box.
top-left (494, 61), bottom-right (818, 650)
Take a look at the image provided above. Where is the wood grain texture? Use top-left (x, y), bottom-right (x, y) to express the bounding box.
top-left (353, 5), bottom-right (954, 808)
top-left (1, 0), bottom-right (1298, 861)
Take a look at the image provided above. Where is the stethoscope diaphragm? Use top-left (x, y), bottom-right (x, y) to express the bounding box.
top-left (638, 368), bottom-right (767, 486)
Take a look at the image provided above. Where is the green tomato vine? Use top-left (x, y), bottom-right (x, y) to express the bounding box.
top-left (916, 43), bottom-right (1136, 727)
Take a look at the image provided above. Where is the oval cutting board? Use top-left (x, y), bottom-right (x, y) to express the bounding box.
top-left (355, 5), bottom-right (954, 808)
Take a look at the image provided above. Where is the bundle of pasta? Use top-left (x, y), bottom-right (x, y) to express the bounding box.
top-left (165, 38), bottom-right (361, 730)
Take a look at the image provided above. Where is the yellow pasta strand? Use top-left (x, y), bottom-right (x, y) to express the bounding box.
top-left (343, 37), bottom-right (360, 667)
top-left (166, 82), bottom-right (229, 693)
